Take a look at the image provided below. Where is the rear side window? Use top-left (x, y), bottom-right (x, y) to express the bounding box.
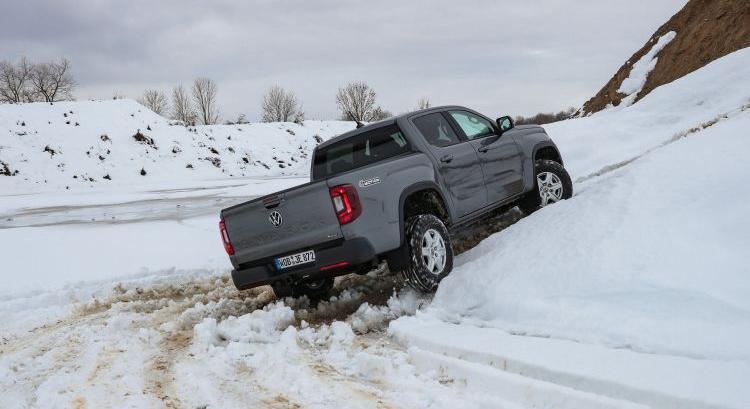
top-left (312, 124), bottom-right (411, 180)
top-left (412, 113), bottom-right (461, 147)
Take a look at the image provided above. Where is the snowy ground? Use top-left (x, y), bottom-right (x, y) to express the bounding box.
top-left (1, 49), bottom-right (749, 408)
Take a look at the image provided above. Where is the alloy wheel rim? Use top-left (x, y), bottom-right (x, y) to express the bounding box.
top-left (421, 228), bottom-right (447, 275)
top-left (537, 171), bottom-right (564, 206)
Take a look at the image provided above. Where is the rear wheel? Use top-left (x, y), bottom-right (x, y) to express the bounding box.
top-left (518, 159), bottom-right (572, 214)
top-left (402, 214), bottom-right (453, 292)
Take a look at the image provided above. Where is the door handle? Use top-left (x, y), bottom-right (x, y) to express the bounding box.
top-left (477, 146), bottom-right (489, 153)
top-left (440, 154), bottom-right (454, 163)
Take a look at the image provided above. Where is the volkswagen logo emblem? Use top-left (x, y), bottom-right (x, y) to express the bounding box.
top-left (268, 211), bottom-right (283, 228)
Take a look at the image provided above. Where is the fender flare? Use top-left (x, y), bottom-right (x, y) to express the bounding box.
top-left (530, 141), bottom-right (563, 166)
top-left (397, 181), bottom-right (451, 247)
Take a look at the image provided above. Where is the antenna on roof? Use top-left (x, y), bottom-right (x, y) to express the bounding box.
top-left (355, 121), bottom-right (365, 129)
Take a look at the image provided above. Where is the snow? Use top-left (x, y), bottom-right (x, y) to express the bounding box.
top-left (617, 31), bottom-right (677, 100)
top-left (1, 45), bottom-right (748, 408)
top-left (0, 99), bottom-right (355, 193)
top-left (390, 48), bottom-right (750, 408)
top-left (547, 46), bottom-right (750, 182)
top-left (427, 112), bottom-right (750, 360)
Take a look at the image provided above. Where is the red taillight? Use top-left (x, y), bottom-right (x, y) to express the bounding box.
top-left (219, 219), bottom-right (235, 255)
top-left (329, 184), bottom-right (362, 225)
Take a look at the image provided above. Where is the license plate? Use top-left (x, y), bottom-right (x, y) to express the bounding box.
top-left (274, 250), bottom-right (316, 270)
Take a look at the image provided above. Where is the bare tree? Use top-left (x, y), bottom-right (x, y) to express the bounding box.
top-left (170, 84), bottom-right (195, 124)
top-left (29, 58), bottom-right (76, 102)
top-left (192, 77), bottom-right (219, 125)
top-left (138, 89), bottom-right (169, 116)
top-left (261, 85), bottom-right (303, 123)
top-left (0, 57), bottom-right (33, 103)
top-left (416, 97), bottom-right (431, 110)
top-left (335, 81), bottom-right (380, 122)
top-left (112, 91), bottom-right (126, 100)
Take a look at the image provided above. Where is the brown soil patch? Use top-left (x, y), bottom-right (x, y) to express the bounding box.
top-left (583, 0), bottom-right (750, 114)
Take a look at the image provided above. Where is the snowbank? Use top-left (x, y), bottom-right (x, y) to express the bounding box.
top-left (427, 110), bottom-right (750, 360)
top-left (0, 99), bottom-right (355, 193)
top-left (391, 48), bottom-right (750, 408)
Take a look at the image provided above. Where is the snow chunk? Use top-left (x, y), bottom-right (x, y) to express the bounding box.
top-left (349, 288), bottom-right (426, 333)
top-left (191, 301), bottom-right (295, 352)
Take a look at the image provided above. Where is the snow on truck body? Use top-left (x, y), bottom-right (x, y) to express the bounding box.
top-left (220, 106), bottom-right (571, 298)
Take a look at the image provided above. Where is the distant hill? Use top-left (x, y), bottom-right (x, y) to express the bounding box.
top-left (0, 99), bottom-right (355, 192)
top-left (582, 0), bottom-right (750, 115)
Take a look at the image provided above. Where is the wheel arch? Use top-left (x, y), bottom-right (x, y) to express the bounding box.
top-left (386, 182), bottom-right (451, 271)
top-left (532, 142), bottom-right (563, 166)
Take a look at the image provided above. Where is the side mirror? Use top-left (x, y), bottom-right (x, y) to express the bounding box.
top-left (496, 116), bottom-right (514, 133)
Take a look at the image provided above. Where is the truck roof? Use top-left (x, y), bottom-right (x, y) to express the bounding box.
top-left (317, 105), bottom-right (470, 149)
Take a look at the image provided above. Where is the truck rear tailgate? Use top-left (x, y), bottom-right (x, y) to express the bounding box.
top-left (221, 180), bottom-right (342, 265)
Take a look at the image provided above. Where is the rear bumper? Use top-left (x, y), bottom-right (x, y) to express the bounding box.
top-left (230, 237), bottom-right (376, 290)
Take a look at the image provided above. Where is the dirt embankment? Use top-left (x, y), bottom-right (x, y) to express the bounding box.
top-left (582, 0), bottom-right (750, 115)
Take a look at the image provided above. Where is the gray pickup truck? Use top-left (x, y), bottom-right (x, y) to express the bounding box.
top-left (219, 106), bottom-right (572, 299)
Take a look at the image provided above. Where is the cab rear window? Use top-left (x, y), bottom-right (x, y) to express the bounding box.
top-left (312, 124), bottom-right (411, 180)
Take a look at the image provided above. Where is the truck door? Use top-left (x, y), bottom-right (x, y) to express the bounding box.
top-left (412, 112), bottom-right (488, 217)
top-left (446, 110), bottom-right (524, 204)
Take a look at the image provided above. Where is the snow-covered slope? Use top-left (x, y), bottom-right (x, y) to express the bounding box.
top-left (0, 99), bottom-right (355, 193)
top-left (547, 46), bottom-right (750, 182)
top-left (392, 48), bottom-right (750, 408)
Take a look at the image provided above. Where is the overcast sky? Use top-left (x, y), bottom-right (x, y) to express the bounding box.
top-left (1, 0), bottom-right (687, 121)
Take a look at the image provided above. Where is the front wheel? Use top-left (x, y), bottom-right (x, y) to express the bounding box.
top-left (518, 159), bottom-right (573, 214)
top-left (402, 214), bottom-right (454, 292)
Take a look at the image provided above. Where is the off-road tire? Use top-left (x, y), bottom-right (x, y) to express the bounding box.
top-left (518, 159), bottom-right (573, 214)
top-left (402, 214), bottom-right (453, 292)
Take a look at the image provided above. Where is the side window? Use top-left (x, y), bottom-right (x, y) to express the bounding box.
top-left (449, 111), bottom-right (495, 140)
top-left (412, 113), bottom-right (461, 147)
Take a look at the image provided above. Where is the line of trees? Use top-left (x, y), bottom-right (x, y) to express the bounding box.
top-left (1, 57), bottom-right (430, 125)
top-left (137, 77), bottom-right (220, 125)
top-left (139, 80), bottom-right (405, 126)
top-left (0, 58), bottom-right (76, 103)
top-left (1, 56), bottom-right (576, 127)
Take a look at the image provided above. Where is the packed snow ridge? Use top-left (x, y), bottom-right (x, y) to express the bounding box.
top-left (0, 99), bottom-right (356, 193)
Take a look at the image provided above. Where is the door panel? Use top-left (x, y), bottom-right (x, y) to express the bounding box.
top-left (411, 113), bottom-right (487, 217)
top-left (434, 143), bottom-right (487, 216)
top-left (469, 136), bottom-right (524, 203)
top-left (447, 110), bottom-right (524, 204)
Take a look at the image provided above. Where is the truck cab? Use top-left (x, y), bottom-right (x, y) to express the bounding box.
top-left (220, 106), bottom-right (571, 299)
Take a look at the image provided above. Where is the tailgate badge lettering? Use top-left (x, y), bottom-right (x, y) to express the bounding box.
top-left (359, 177), bottom-right (381, 188)
top-left (269, 211), bottom-right (283, 228)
